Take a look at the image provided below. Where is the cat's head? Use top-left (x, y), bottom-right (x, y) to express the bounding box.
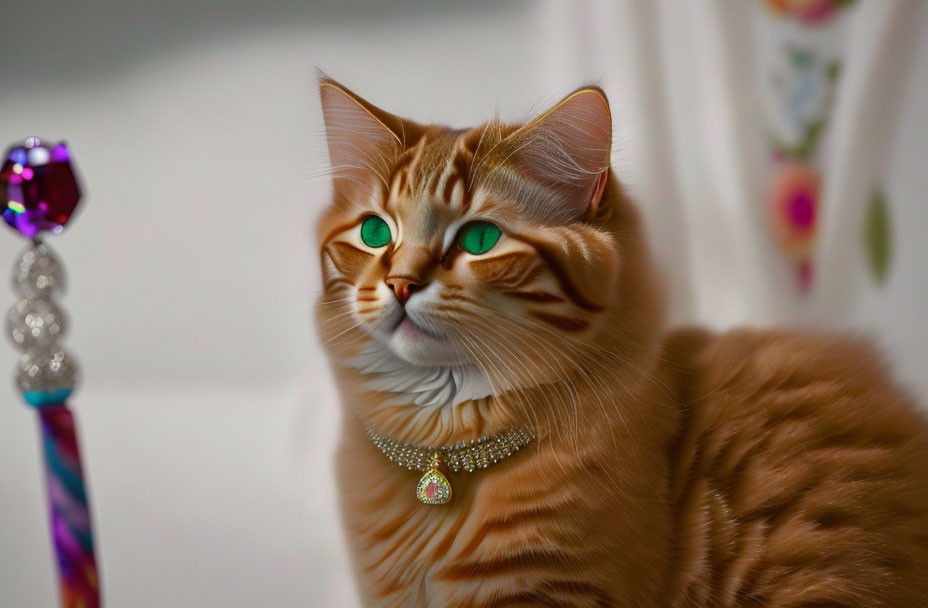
top-left (316, 79), bottom-right (661, 430)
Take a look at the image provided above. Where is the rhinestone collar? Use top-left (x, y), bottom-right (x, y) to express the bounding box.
top-left (364, 425), bottom-right (535, 505)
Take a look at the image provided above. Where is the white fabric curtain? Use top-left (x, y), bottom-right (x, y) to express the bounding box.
top-left (538, 0), bottom-right (928, 400)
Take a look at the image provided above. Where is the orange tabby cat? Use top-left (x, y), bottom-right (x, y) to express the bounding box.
top-left (315, 78), bottom-right (928, 607)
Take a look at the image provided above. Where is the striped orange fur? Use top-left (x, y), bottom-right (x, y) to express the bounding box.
top-left (315, 78), bottom-right (928, 607)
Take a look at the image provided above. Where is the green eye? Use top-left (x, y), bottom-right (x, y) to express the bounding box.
top-left (458, 221), bottom-right (501, 255)
top-left (360, 215), bottom-right (392, 248)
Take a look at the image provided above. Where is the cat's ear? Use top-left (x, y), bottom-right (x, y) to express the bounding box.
top-left (497, 87), bottom-right (612, 220)
top-left (318, 78), bottom-right (418, 203)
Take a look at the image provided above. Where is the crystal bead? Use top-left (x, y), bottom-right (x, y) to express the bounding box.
top-left (6, 297), bottom-right (66, 351)
top-left (12, 242), bottom-right (66, 298)
top-left (16, 347), bottom-right (79, 394)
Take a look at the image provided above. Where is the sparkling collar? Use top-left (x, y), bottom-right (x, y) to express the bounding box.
top-left (364, 425), bottom-right (536, 505)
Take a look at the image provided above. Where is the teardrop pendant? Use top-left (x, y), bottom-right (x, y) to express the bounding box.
top-left (416, 468), bottom-right (452, 505)
top-left (416, 452), bottom-right (451, 505)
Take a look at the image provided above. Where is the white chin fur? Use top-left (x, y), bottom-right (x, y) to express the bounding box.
top-left (347, 340), bottom-right (494, 408)
top-left (387, 317), bottom-right (465, 367)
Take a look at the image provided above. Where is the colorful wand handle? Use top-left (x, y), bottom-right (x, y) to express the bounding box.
top-left (3, 139), bottom-right (101, 607)
top-left (39, 405), bottom-right (100, 607)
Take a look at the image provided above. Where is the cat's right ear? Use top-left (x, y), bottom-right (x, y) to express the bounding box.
top-left (318, 78), bottom-right (416, 204)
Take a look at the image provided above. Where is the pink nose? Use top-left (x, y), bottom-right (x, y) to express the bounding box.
top-left (385, 276), bottom-right (423, 303)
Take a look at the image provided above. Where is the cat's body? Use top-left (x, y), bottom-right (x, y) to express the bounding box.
top-left (315, 79), bottom-right (928, 607)
top-left (663, 329), bottom-right (928, 608)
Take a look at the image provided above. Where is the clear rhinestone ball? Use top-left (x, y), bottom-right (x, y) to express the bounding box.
top-left (12, 242), bottom-right (66, 298)
top-left (6, 298), bottom-right (67, 351)
top-left (15, 347), bottom-right (79, 393)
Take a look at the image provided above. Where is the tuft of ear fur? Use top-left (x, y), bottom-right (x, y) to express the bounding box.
top-left (480, 87), bottom-right (613, 222)
top-left (318, 78), bottom-right (420, 205)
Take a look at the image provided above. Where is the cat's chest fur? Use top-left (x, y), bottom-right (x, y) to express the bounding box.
top-left (335, 425), bottom-right (669, 608)
top-left (333, 347), bottom-right (677, 607)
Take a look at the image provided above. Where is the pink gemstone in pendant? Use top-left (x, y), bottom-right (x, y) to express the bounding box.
top-left (2, 138), bottom-right (82, 239)
top-left (425, 483), bottom-right (437, 499)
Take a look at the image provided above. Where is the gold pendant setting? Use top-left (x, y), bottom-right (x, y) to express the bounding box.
top-left (416, 460), bottom-right (452, 505)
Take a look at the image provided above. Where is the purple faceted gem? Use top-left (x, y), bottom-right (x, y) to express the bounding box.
top-left (1, 138), bottom-right (82, 239)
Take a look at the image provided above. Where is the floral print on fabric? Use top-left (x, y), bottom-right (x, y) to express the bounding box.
top-left (759, 0), bottom-right (856, 292)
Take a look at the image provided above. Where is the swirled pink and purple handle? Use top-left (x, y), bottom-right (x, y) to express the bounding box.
top-left (39, 403), bottom-right (101, 608)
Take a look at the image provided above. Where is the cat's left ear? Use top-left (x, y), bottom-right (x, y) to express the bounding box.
top-left (495, 87), bottom-right (612, 220)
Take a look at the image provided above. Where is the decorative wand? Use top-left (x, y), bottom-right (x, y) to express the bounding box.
top-left (2, 138), bottom-right (101, 607)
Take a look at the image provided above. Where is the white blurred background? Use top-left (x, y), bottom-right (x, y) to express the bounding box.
top-left (1, 1), bottom-right (926, 606)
